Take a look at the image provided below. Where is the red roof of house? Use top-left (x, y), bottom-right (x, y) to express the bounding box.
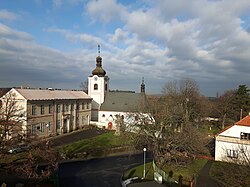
top-left (215, 115), bottom-right (250, 136)
top-left (235, 115), bottom-right (250, 127)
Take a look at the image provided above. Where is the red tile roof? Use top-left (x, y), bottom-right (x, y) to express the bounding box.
top-left (235, 115), bottom-right (250, 127)
top-left (215, 115), bottom-right (250, 136)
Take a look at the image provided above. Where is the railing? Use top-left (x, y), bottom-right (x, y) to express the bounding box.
top-left (152, 160), bottom-right (196, 187)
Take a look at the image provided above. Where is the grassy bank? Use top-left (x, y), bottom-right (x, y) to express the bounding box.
top-left (123, 159), bottom-right (207, 182)
top-left (123, 162), bottom-right (154, 180)
top-left (59, 131), bottom-right (133, 158)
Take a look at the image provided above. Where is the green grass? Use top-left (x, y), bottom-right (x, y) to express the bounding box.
top-left (123, 162), bottom-right (154, 180)
top-left (162, 159), bottom-right (207, 181)
top-left (59, 131), bottom-right (132, 155)
top-left (123, 159), bottom-right (207, 183)
top-left (209, 161), bottom-right (250, 187)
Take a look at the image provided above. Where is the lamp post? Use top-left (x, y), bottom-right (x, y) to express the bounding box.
top-left (143, 147), bottom-right (146, 179)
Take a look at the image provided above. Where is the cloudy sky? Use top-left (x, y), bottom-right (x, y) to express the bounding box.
top-left (0, 0), bottom-right (250, 96)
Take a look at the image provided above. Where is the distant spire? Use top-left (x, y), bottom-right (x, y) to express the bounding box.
top-left (141, 77), bottom-right (145, 93)
top-left (98, 44), bottom-right (101, 56)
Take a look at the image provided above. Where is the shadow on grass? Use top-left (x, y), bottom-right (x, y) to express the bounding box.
top-left (127, 169), bottom-right (136, 179)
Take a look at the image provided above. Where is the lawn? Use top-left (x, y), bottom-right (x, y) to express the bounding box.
top-left (162, 159), bottom-right (207, 181)
top-left (1, 131), bottom-right (132, 165)
top-left (210, 161), bottom-right (250, 187)
top-left (123, 159), bottom-right (207, 183)
top-left (123, 162), bottom-right (154, 180)
top-left (59, 131), bottom-right (133, 157)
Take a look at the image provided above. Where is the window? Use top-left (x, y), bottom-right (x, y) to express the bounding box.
top-left (102, 114), bottom-right (105, 118)
top-left (56, 120), bottom-right (60, 130)
top-left (76, 103), bottom-right (79, 110)
top-left (240, 132), bottom-right (250, 140)
top-left (82, 103), bottom-right (85, 110)
top-left (65, 104), bottom-right (69, 112)
top-left (56, 104), bottom-right (60, 113)
top-left (94, 83), bottom-right (98, 90)
top-left (31, 105), bottom-right (36, 115)
top-left (71, 104), bottom-right (74, 111)
top-left (86, 115), bottom-right (89, 125)
top-left (82, 116), bottom-right (85, 124)
top-left (105, 84), bottom-right (108, 91)
top-left (76, 116), bottom-right (79, 125)
top-left (49, 105), bottom-right (52, 114)
top-left (40, 105), bottom-right (45, 115)
top-left (31, 124), bottom-right (36, 135)
top-left (48, 121), bottom-right (52, 131)
top-left (40, 122), bottom-right (46, 133)
top-left (70, 116), bottom-right (74, 126)
top-left (227, 149), bottom-right (238, 158)
top-left (87, 102), bottom-right (90, 109)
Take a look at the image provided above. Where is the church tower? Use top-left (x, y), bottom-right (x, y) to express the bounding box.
top-left (88, 45), bottom-right (109, 121)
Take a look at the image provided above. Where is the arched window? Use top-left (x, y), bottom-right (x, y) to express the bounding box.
top-left (94, 83), bottom-right (98, 90)
top-left (102, 114), bottom-right (105, 118)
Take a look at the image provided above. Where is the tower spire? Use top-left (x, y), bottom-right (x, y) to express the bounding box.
top-left (98, 44), bottom-right (101, 56)
top-left (141, 77), bottom-right (145, 93)
top-left (92, 45), bottom-right (106, 77)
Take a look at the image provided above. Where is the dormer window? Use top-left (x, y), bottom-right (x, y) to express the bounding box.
top-left (94, 83), bottom-right (98, 90)
top-left (240, 132), bottom-right (250, 140)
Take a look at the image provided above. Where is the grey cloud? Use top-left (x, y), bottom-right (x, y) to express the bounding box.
top-left (85, 0), bottom-right (127, 23)
top-left (0, 9), bottom-right (18, 21)
top-left (0, 23), bottom-right (33, 41)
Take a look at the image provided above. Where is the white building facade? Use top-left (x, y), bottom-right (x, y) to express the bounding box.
top-left (215, 115), bottom-right (250, 163)
top-left (88, 46), bottom-right (149, 131)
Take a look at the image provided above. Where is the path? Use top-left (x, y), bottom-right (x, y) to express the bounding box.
top-left (196, 160), bottom-right (218, 187)
top-left (50, 128), bottom-right (108, 147)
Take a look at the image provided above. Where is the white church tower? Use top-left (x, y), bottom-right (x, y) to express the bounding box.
top-left (88, 45), bottom-right (109, 121)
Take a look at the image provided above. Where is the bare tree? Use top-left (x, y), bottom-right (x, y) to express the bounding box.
top-left (13, 138), bottom-right (60, 180)
top-left (0, 91), bottom-right (60, 182)
top-left (0, 92), bottom-right (26, 141)
top-left (80, 79), bottom-right (88, 94)
top-left (215, 90), bottom-right (235, 129)
top-left (125, 78), bottom-right (207, 168)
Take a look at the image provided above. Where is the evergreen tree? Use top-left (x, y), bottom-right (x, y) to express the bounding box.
top-left (233, 85), bottom-right (250, 120)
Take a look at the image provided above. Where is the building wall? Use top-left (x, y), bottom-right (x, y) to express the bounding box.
top-left (219, 125), bottom-right (250, 138)
top-left (215, 135), bottom-right (250, 163)
top-left (98, 110), bottom-right (148, 133)
top-left (88, 75), bottom-right (109, 121)
top-left (27, 99), bottom-right (91, 137)
top-left (98, 111), bottom-right (126, 129)
top-left (0, 89), bottom-right (27, 139)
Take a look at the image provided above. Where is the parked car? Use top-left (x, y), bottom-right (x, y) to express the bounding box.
top-left (8, 144), bottom-right (30, 154)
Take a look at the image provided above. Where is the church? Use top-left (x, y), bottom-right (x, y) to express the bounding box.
top-left (88, 45), bottom-right (148, 130)
top-left (0, 46), bottom-right (148, 139)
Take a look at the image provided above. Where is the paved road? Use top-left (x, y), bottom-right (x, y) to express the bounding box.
top-left (196, 160), bottom-right (219, 187)
top-left (59, 153), bottom-right (153, 187)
